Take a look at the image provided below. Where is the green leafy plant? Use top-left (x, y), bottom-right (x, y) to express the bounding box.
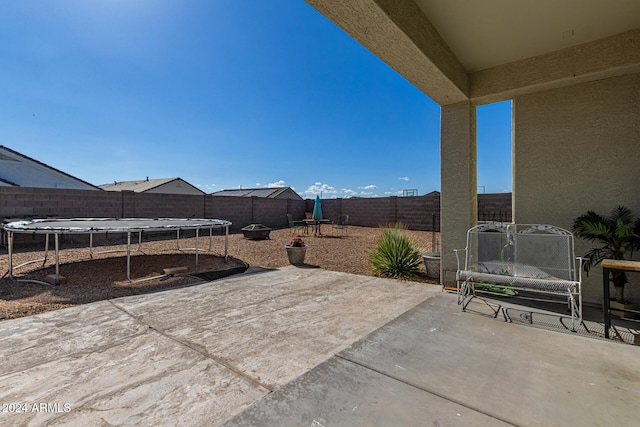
top-left (367, 223), bottom-right (423, 279)
top-left (475, 282), bottom-right (518, 296)
top-left (572, 205), bottom-right (640, 303)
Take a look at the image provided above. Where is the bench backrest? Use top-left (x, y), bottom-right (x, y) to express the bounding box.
top-left (465, 223), bottom-right (577, 281)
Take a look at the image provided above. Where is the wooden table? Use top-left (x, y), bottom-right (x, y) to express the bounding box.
top-left (601, 259), bottom-right (640, 338)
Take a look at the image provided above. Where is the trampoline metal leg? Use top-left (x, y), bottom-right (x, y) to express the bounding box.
top-left (127, 232), bottom-right (132, 282)
top-left (8, 231), bottom-right (13, 280)
top-left (195, 228), bottom-right (200, 272)
top-left (54, 234), bottom-right (60, 284)
top-left (42, 233), bottom-right (50, 267)
top-left (224, 225), bottom-right (229, 262)
top-left (7, 231), bottom-right (57, 287)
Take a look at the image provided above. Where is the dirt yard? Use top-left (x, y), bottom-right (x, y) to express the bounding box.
top-left (0, 226), bottom-right (440, 321)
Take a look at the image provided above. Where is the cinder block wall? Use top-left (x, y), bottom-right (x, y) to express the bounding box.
top-left (477, 193), bottom-right (512, 223)
top-left (343, 197), bottom-right (398, 228)
top-left (0, 187), bottom-right (122, 219)
top-left (206, 197), bottom-right (254, 232)
top-left (205, 197), bottom-right (308, 232)
top-left (122, 191), bottom-right (206, 219)
top-left (397, 193), bottom-right (441, 231)
top-left (0, 187), bottom-right (511, 232)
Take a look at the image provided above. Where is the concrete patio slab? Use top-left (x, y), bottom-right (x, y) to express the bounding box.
top-left (221, 355), bottom-right (511, 427)
top-left (225, 293), bottom-right (640, 427)
top-left (340, 295), bottom-right (640, 426)
top-left (0, 266), bottom-right (436, 426)
top-left (2, 328), bottom-right (268, 426)
top-left (3, 266), bottom-right (639, 426)
top-left (0, 301), bottom-right (147, 375)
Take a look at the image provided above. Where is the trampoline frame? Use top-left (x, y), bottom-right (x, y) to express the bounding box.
top-left (3, 218), bottom-right (232, 286)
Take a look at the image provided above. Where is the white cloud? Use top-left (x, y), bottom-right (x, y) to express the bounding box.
top-left (304, 182), bottom-right (337, 197)
top-left (399, 176), bottom-right (409, 182)
top-left (197, 183), bottom-right (217, 192)
top-left (341, 188), bottom-right (358, 198)
top-left (267, 180), bottom-right (286, 188)
top-left (359, 184), bottom-right (377, 190)
top-left (385, 190), bottom-right (404, 196)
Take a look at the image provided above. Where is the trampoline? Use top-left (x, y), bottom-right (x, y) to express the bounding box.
top-left (3, 218), bottom-right (232, 285)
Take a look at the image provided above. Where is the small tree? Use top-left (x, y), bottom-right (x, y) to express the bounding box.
top-left (367, 223), bottom-right (423, 279)
top-left (572, 206), bottom-right (640, 303)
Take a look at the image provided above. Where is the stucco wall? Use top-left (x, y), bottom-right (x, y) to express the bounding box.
top-left (440, 102), bottom-right (477, 283)
top-left (513, 73), bottom-right (640, 303)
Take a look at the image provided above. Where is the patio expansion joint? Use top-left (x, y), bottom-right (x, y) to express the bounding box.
top-left (334, 353), bottom-right (519, 427)
top-left (107, 300), bottom-right (274, 393)
top-left (0, 332), bottom-right (150, 379)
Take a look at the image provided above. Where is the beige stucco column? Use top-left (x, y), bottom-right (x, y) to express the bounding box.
top-left (440, 101), bottom-right (477, 283)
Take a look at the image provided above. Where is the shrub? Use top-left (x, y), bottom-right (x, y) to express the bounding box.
top-left (367, 223), bottom-right (423, 279)
top-left (573, 205), bottom-right (640, 303)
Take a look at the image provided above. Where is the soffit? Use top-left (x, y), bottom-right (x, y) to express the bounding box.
top-left (415, 0), bottom-right (640, 72)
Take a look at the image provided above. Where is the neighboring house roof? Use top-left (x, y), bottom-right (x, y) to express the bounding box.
top-left (99, 177), bottom-right (205, 195)
top-left (211, 187), bottom-right (302, 200)
top-left (0, 177), bottom-right (19, 187)
top-left (0, 145), bottom-right (101, 190)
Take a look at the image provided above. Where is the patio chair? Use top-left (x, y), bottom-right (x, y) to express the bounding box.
top-left (287, 214), bottom-right (305, 235)
top-left (332, 215), bottom-right (349, 236)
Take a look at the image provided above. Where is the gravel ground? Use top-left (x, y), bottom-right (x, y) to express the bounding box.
top-left (0, 226), bottom-right (440, 321)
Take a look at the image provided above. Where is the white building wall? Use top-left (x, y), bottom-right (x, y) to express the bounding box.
top-left (0, 157), bottom-right (97, 190)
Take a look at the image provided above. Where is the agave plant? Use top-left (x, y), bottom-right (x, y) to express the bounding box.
top-left (572, 206), bottom-right (640, 303)
top-left (367, 223), bottom-right (423, 279)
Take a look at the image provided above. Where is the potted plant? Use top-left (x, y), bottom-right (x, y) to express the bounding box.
top-left (422, 252), bottom-right (441, 280)
top-left (285, 236), bottom-right (307, 265)
top-left (572, 206), bottom-right (640, 304)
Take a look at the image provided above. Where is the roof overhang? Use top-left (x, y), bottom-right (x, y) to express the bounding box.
top-left (306, 0), bottom-right (640, 105)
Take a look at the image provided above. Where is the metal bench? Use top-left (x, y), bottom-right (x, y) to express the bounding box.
top-left (455, 223), bottom-right (583, 331)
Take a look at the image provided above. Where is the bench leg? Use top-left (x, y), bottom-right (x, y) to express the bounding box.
top-left (567, 292), bottom-right (583, 333)
top-left (456, 280), bottom-right (465, 305)
top-left (458, 280), bottom-right (472, 308)
top-left (459, 282), bottom-right (502, 318)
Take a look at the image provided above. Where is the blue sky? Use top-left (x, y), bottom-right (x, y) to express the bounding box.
top-left (0, 0), bottom-right (512, 198)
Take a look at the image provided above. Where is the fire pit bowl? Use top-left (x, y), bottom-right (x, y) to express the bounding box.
top-left (241, 224), bottom-right (272, 240)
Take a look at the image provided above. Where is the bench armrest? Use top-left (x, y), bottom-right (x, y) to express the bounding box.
top-left (453, 248), bottom-right (467, 271)
top-left (576, 257), bottom-right (585, 284)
